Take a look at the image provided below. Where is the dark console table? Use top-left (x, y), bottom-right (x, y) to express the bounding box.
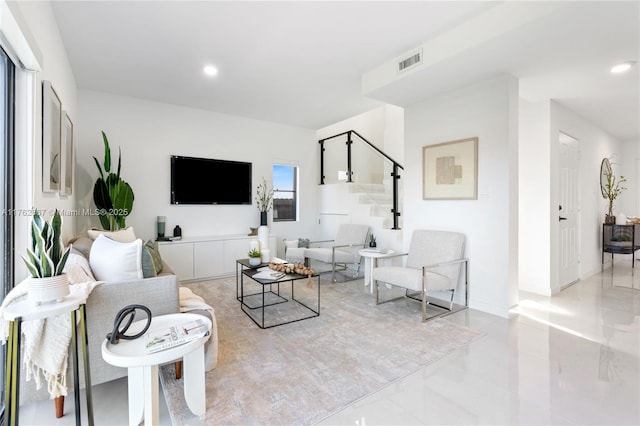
top-left (602, 223), bottom-right (640, 268)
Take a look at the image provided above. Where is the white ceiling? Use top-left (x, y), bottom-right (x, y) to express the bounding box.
top-left (51, 1), bottom-right (639, 141)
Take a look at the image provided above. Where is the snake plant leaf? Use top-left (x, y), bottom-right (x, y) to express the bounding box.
top-left (55, 246), bottom-right (72, 276)
top-left (38, 244), bottom-right (53, 277)
top-left (31, 220), bottom-right (46, 256)
top-left (22, 249), bottom-right (41, 278)
top-left (101, 131), bottom-right (111, 173)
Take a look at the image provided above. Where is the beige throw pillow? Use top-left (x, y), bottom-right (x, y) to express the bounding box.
top-left (87, 227), bottom-right (136, 243)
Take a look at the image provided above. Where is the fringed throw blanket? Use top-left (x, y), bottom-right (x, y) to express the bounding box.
top-left (0, 278), bottom-right (100, 399)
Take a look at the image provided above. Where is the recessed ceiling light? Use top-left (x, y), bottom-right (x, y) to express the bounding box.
top-left (203, 65), bottom-right (218, 77)
top-left (610, 61), bottom-right (635, 74)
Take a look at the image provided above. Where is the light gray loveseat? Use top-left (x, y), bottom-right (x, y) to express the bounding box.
top-left (19, 235), bottom-right (180, 415)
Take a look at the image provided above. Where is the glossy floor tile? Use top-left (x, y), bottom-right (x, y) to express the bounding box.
top-left (320, 263), bottom-right (640, 426)
top-left (22, 263), bottom-right (639, 425)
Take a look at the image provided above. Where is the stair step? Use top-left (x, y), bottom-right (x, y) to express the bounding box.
top-left (348, 183), bottom-right (386, 194)
top-left (359, 193), bottom-right (392, 204)
top-left (370, 204), bottom-right (393, 217)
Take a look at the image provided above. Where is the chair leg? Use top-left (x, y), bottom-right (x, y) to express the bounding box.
top-left (54, 396), bottom-right (64, 418)
top-left (422, 291), bottom-right (427, 322)
top-left (175, 361), bottom-right (183, 380)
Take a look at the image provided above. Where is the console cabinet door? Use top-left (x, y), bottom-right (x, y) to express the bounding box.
top-left (194, 241), bottom-right (224, 278)
top-left (223, 239), bottom-right (252, 273)
top-left (158, 242), bottom-right (194, 281)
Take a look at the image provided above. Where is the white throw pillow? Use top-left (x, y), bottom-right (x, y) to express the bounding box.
top-left (89, 234), bottom-right (143, 282)
top-left (87, 227), bottom-right (137, 243)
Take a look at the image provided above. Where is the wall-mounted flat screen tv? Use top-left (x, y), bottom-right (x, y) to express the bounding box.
top-left (171, 155), bottom-right (252, 205)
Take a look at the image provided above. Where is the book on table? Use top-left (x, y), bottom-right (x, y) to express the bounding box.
top-left (252, 267), bottom-right (286, 281)
top-left (145, 318), bottom-right (209, 353)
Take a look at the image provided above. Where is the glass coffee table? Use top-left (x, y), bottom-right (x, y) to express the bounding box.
top-left (237, 259), bottom-right (320, 329)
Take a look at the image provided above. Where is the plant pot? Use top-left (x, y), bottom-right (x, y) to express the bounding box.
top-left (605, 214), bottom-right (616, 225)
top-left (249, 257), bottom-right (261, 266)
top-left (28, 274), bottom-right (69, 305)
top-left (369, 242), bottom-right (377, 248)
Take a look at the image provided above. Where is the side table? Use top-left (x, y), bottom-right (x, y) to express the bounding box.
top-left (359, 249), bottom-right (396, 294)
top-left (3, 294), bottom-right (94, 426)
top-left (101, 313), bottom-right (211, 426)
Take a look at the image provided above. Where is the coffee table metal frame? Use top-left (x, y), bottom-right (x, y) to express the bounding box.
top-left (236, 259), bottom-right (320, 329)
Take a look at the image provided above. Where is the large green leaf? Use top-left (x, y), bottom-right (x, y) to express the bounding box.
top-left (93, 156), bottom-right (105, 181)
top-left (101, 131), bottom-right (111, 173)
top-left (113, 180), bottom-right (134, 213)
top-left (92, 132), bottom-right (135, 231)
top-left (93, 178), bottom-right (113, 210)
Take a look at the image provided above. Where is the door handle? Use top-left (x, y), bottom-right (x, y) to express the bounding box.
top-left (559, 217), bottom-right (567, 221)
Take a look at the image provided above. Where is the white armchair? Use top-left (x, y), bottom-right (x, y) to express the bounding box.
top-left (373, 229), bottom-right (468, 321)
top-left (304, 224), bottom-right (369, 282)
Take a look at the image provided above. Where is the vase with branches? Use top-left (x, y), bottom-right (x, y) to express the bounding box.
top-left (602, 160), bottom-right (626, 223)
top-left (255, 177), bottom-right (274, 226)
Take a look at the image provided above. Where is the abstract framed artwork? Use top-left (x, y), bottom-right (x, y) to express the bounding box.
top-left (42, 80), bottom-right (62, 193)
top-left (60, 111), bottom-right (73, 196)
top-left (423, 137), bottom-right (478, 200)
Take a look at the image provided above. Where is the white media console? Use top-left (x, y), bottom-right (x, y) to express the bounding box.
top-left (158, 234), bottom-right (277, 282)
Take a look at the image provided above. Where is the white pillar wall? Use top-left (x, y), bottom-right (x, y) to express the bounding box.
top-left (404, 75), bottom-right (519, 318)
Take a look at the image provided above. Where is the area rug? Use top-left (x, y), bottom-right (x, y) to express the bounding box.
top-left (159, 275), bottom-right (484, 425)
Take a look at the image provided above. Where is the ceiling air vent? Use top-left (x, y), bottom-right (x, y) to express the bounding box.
top-left (397, 49), bottom-right (423, 73)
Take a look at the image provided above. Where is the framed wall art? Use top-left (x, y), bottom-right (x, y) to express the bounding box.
top-left (60, 111), bottom-right (73, 196)
top-left (423, 137), bottom-right (478, 200)
top-left (42, 80), bottom-right (62, 193)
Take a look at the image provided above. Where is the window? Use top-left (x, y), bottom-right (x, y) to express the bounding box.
top-left (0, 46), bottom-right (16, 419)
top-left (272, 164), bottom-right (297, 221)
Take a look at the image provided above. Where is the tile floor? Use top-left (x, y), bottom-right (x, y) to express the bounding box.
top-left (20, 262), bottom-right (640, 425)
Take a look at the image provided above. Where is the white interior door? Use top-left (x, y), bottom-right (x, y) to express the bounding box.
top-left (558, 133), bottom-right (580, 287)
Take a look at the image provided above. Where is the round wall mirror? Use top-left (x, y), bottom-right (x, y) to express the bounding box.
top-left (600, 157), bottom-right (611, 198)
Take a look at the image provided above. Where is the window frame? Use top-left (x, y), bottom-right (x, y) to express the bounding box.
top-left (272, 164), bottom-right (298, 222)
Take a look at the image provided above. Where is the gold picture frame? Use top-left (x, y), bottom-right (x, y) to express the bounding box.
top-left (423, 137), bottom-right (478, 200)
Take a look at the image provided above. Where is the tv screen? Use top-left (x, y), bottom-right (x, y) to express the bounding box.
top-left (171, 156), bottom-right (252, 205)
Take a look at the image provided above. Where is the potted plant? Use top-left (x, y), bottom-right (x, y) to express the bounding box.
top-left (21, 209), bottom-right (72, 305)
top-left (602, 159), bottom-right (626, 224)
top-left (93, 131), bottom-right (135, 231)
top-left (369, 234), bottom-right (377, 248)
top-left (255, 177), bottom-right (274, 226)
top-left (248, 248), bottom-right (262, 266)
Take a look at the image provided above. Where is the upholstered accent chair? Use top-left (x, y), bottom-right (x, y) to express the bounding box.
top-left (304, 224), bottom-right (369, 282)
top-left (373, 229), bottom-right (468, 321)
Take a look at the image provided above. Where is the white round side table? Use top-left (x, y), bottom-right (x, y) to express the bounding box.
top-left (101, 313), bottom-right (211, 426)
top-left (358, 249), bottom-right (396, 294)
top-left (3, 294), bottom-right (94, 426)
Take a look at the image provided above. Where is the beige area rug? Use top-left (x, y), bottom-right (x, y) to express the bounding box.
top-left (159, 275), bottom-right (484, 425)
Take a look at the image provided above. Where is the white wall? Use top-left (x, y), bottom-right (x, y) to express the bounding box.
top-left (7, 1), bottom-right (77, 281)
top-left (76, 90), bottom-right (318, 255)
top-left (518, 100), bottom-right (552, 294)
top-left (404, 75), bottom-right (519, 318)
top-left (549, 101), bottom-right (624, 282)
top-left (621, 140), bottom-right (639, 216)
